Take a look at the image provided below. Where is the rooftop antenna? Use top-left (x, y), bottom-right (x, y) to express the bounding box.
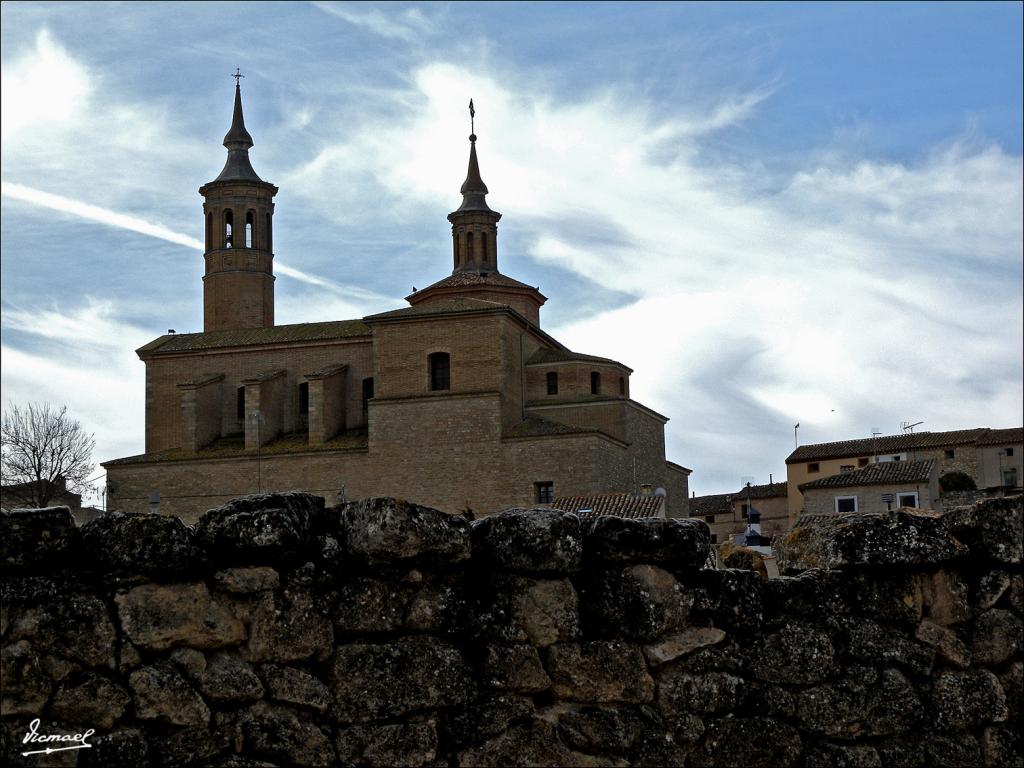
top-left (901, 420), bottom-right (924, 433)
top-left (793, 422), bottom-right (800, 449)
top-left (871, 427), bottom-right (881, 462)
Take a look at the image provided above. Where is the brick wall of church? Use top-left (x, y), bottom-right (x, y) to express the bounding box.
top-left (143, 339), bottom-right (373, 454)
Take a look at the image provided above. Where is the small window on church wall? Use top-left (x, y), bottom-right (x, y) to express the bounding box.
top-left (619, 377), bottom-right (625, 396)
top-left (466, 232), bottom-right (475, 263)
top-left (298, 382), bottom-right (309, 415)
top-left (535, 481), bottom-right (554, 504)
top-left (591, 371), bottom-right (601, 395)
top-left (206, 212), bottom-right (213, 250)
top-left (265, 213), bottom-right (272, 250)
top-left (224, 210), bottom-right (233, 249)
top-left (429, 353), bottom-right (450, 391)
top-left (481, 232), bottom-right (488, 263)
top-left (547, 372), bottom-right (558, 395)
top-left (236, 386), bottom-right (245, 420)
top-left (245, 211), bottom-right (254, 248)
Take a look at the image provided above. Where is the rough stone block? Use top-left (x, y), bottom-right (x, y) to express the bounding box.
top-left (475, 574), bottom-right (580, 646)
top-left (196, 492), bottom-right (323, 566)
top-left (331, 638), bottom-right (473, 721)
top-left (244, 590), bottom-right (332, 662)
top-left (472, 508), bottom-right (582, 574)
top-left (688, 717), bottom-right (802, 768)
top-left (797, 668), bottom-right (923, 738)
top-left (756, 622), bottom-right (838, 685)
top-left (972, 608), bottom-right (1023, 665)
top-left (80, 512), bottom-right (203, 577)
top-left (778, 509), bottom-right (967, 571)
top-left (0, 641), bottom-right (50, 716)
top-left (444, 693), bottom-right (534, 748)
top-left (259, 664), bottom-right (331, 712)
top-left (334, 577), bottom-right (411, 634)
top-left (762, 569), bottom-right (850, 623)
top-left (116, 582), bottom-right (245, 651)
top-left (916, 619), bottom-right (971, 668)
top-left (129, 662), bottom-right (210, 727)
top-left (689, 568), bottom-right (763, 632)
top-left (933, 669), bottom-right (1009, 729)
top-left (336, 723), bottom-right (438, 768)
top-left (942, 496), bottom-right (1023, 565)
top-left (844, 617), bottom-right (935, 676)
top-left (457, 719), bottom-right (618, 768)
top-left (581, 564), bottom-right (691, 641)
top-left (77, 728), bottom-right (150, 768)
top-left (237, 702), bottom-right (335, 767)
top-left (547, 641), bottom-right (654, 703)
top-left (583, 516), bottom-right (710, 569)
top-left (553, 704), bottom-right (656, 752)
top-left (340, 497), bottom-right (471, 566)
top-left (191, 652), bottom-right (264, 703)
top-left (212, 566), bottom-right (280, 593)
top-left (803, 743), bottom-right (882, 768)
top-left (1, 507), bottom-right (77, 574)
top-left (49, 670), bottom-right (131, 729)
top-left (482, 644), bottom-right (552, 692)
top-left (657, 670), bottom-right (746, 715)
top-left (643, 627), bottom-right (726, 667)
top-left (7, 593), bottom-right (117, 668)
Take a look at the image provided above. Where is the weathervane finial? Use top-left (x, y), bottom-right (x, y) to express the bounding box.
top-left (232, 67), bottom-right (245, 85)
top-left (468, 98), bottom-right (476, 142)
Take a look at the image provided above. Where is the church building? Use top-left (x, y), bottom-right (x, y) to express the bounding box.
top-left (103, 83), bottom-right (691, 522)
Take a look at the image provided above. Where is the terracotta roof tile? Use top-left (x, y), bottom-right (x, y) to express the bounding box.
top-left (551, 493), bottom-right (664, 520)
top-left (733, 481), bottom-right (788, 500)
top-left (526, 348), bottom-right (628, 369)
top-left (977, 427), bottom-right (1024, 446)
top-left (138, 320), bottom-right (370, 355)
top-left (689, 493), bottom-right (733, 518)
top-left (364, 298), bottom-right (509, 321)
top-left (799, 459), bottom-right (936, 491)
top-left (787, 429), bottom-right (991, 463)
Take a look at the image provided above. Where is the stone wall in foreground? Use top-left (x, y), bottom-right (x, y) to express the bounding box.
top-left (1, 494), bottom-right (1021, 767)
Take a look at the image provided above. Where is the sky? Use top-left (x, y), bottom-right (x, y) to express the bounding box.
top-left (1, 2), bottom-right (1022, 502)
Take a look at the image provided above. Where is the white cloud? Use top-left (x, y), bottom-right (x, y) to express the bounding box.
top-left (312, 2), bottom-right (435, 42)
top-left (1, 29), bottom-right (92, 139)
top-left (2, 182), bottom-right (205, 250)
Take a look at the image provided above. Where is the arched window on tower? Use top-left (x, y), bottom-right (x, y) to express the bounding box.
top-left (245, 211), bottom-right (254, 248)
top-left (298, 382), bottom-right (309, 415)
top-left (591, 371), bottom-right (601, 395)
top-left (236, 386), bottom-right (246, 420)
top-left (466, 232), bottom-right (475, 265)
top-left (265, 212), bottom-right (272, 251)
top-left (224, 210), bottom-right (233, 249)
top-left (429, 352), bottom-right (450, 391)
top-left (206, 212), bottom-right (213, 251)
top-left (619, 376), bottom-right (626, 396)
top-left (481, 232), bottom-right (488, 264)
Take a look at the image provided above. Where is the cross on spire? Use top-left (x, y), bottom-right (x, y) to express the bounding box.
top-left (232, 67), bottom-right (245, 85)
top-left (468, 98), bottom-right (476, 141)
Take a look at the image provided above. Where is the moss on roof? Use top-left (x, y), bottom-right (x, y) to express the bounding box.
top-left (104, 430), bottom-right (368, 466)
top-left (138, 320), bottom-right (371, 355)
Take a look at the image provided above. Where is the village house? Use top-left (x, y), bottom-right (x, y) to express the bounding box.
top-left (786, 427), bottom-right (1023, 526)
top-left (102, 83), bottom-right (691, 522)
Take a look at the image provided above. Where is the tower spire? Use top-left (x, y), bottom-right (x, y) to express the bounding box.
top-left (455, 99), bottom-right (492, 214)
top-left (215, 72), bottom-right (261, 182)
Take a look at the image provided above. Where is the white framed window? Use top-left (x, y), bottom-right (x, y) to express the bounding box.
top-left (835, 496), bottom-right (858, 514)
top-left (897, 492), bottom-right (918, 508)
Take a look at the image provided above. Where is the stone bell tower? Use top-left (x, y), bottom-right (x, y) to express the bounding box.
top-left (199, 74), bottom-right (278, 332)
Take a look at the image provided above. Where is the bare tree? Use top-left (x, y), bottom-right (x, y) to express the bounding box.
top-left (1, 402), bottom-right (96, 509)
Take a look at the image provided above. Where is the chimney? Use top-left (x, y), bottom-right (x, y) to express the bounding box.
top-left (640, 484), bottom-right (653, 496)
top-left (770, 473), bottom-right (773, 484)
